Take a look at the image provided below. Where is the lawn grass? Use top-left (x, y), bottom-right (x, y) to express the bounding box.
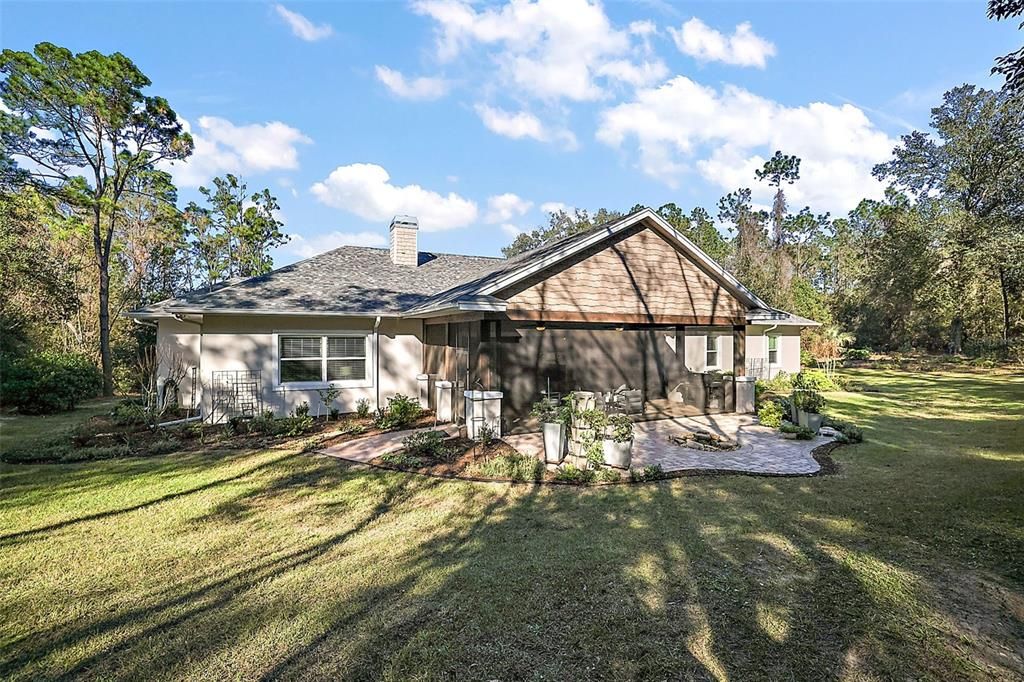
top-left (1, 368), bottom-right (1022, 680)
top-left (0, 397), bottom-right (118, 456)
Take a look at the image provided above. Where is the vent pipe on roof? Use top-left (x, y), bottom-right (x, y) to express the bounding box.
top-left (389, 215), bottom-right (419, 267)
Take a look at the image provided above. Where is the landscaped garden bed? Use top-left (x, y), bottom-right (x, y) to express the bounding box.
top-left (0, 394), bottom-right (436, 464)
top-left (364, 428), bottom-right (640, 484)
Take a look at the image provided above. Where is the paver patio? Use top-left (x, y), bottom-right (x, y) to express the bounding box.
top-left (319, 423), bottom-right (461, 463)
top-left (504, 414), bottom-right (829, 475)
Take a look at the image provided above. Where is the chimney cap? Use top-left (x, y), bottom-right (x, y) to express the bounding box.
top-left (390, 215), bottom-right (419, 229)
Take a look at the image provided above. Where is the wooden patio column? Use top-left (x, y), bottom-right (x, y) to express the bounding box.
top-left (733, 324), bottom-right (746, 377)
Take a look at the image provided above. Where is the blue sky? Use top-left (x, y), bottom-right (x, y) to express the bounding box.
top-left (3, 1), bottom-right (1018, 264)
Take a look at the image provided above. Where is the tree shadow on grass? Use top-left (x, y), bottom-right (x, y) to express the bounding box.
top-left (3, 364), bottom-right (1022, 680)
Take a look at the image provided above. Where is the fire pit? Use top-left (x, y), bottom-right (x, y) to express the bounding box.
top-left (668, 429), bottom-right (739, 452)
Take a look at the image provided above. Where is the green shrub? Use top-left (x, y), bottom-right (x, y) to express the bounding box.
top-left (553, 462), bottom-right (594, 484)
top-left (596, 467), bottom-right (623, 482)
top-left (244, 413), bottom-right (316, 438)
top-left (530, 397), bottom-right (570, 425)
top-left (379, 451), bottom-right (423, 468)
top-left (792, 390), bottom-right (826, 414)
top-left (606, 414), bottom-right (634, 443)
top-left (793, 369), bottom-right (843, 392)
top-left (629, 464), bottom-right (667, 482)
top-left (355, 398), bottom-right (371, 418)
top-left (844, 348), bottom-right (871, 361)
top-left (800, 349), bottom-right (817, 367)
top-left (477, 422), bottom-right (497, 446)
top-left (826, 419), bottom-right (865, 444)
top-left (780, 423), bottom-right (814, 439)
top-left (755, 371), bottom-right (794, 400)
top-left (293, 402), bottom-right (310, 418)
top-left (402, 430), bottom-right (445, 457)
top-left (373, 394), bottom-right (423, 430)
top-left (472, 452), bottom-right (544, 482)
top-left (0, 351), bottom-right (102, 414)
top-left (147, 438), bottom-right (181, 456)
top-left (757, 400), bottom-right (786, 428)
top-left (341, 419), bottom-right (367, 436)
top-left (111, 399), bottom-right (148, 426)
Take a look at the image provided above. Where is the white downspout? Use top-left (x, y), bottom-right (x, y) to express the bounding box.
top-left (373, 316), bottom-right (382, 411)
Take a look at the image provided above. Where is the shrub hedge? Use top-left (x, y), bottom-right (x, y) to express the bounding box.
top-left (0, 351), bottom-right (102, 414)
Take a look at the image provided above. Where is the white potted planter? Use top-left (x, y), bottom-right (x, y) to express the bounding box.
top-left (798, 410), bottom-right (824, 434)
top-left (542, 422), bottom-right (567, 464)
top-left (602, 414), bottom-right (634, 469)
top-left (531, 399), bottom-right (569, 464)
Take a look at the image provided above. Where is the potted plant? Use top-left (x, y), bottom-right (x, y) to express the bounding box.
top-left (571, 408), bottom-right (605, 458)
top-left (603, 413), bottom-right (634, 468)
top-left (792, 391), bottom-right (825, 433)
top-left (531, 398), bottom-right (570, 464)
top-left (571, 390), bottom-right (597, 412)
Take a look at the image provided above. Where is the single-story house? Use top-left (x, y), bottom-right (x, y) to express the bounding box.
top-left (129, 207), bottom-right (817, 432)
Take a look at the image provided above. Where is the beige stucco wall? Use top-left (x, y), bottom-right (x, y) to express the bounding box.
top-left (157, 315), bottom-right (423, 417)
top-left (682, 327), bottom-right (735, 373)
top-left (679, 325), bottom-right (803, 376)
top-left (745, 325), bottom-right (802, 377)
top-left (155, 318), bottom-right (202, 408)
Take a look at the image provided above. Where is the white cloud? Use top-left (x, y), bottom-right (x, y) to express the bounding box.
top-left (413, 0), bottom-right (657, 102)
top-left (596, 76), bottom-right (895, 213)
top-left (540, 201), bottom-right (569, 214)
top-left (500, 223), bottom-right (524, 237)
top-left (274, 4), bottom-right (333, 41)
top-left (596, 59), bottom-right (668, 88)
top-left (485, 193), bottom-right (533, 223)
top-left (374, 66), bottom-right (450, 100)
top-left (286, 230), bottom-right (388, 258)
top-left (166, 116), bottom-right (312, 188)
top-left (668, 18), bottom-right (775, 68)
top-left (310, 163), bottom-right (479, 231)
top-left (474, 104), bottom-right (577, 149)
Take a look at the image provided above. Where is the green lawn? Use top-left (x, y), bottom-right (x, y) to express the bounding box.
top-left (1, 369), bottom-right (1022, 680)
top-left (0, 397), bottom-right (118, 456)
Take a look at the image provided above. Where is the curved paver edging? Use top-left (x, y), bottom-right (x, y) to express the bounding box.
top-left (315, 415), bottom-right (849, 485)
top-left (314, 440), bottom-right (851, 486)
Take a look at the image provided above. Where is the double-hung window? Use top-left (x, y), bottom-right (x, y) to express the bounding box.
top-left (705, 335), bottom-right (720, 369)
top-left (278, 334), bottom-right (368, 385)
top-left (768, 335), bottom-right (780, 366)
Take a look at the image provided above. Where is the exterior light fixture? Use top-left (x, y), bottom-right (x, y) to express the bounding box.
top-left (535, 322), bottom-right (546, 331)
top-left (615, 326), bottom-right (624, 332)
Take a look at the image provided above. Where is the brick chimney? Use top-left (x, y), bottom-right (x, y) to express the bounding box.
top-left (389, 215), bottom-right (419, 267)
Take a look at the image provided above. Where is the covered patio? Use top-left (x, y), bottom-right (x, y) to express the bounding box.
top-left (503, 413), bottom-right (829, 476)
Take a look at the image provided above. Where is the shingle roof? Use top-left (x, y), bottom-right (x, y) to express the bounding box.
top-left (132, 208), bottom-right (816, 328)
top-left (133, 247), bottom-right (501, 316)
top-left (403, 210), bottom-right (647, 314)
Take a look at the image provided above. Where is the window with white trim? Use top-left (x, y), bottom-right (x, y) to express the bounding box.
top-left (768, 335), bottom-right (780, 365)
top-left (705, 335), bottom-right (720, 369)
top-left (279, 335), bottom-right (368, 384)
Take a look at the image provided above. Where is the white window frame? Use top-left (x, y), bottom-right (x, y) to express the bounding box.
top-left (274, 332), bottom-right (373, 389)
top-left (705, 334), bottom-right (721, 370)
top-left (767, 334), bottom-right (780, 366)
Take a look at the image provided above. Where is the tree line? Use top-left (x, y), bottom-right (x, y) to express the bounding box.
top-left (505, 85), bottom-right (1024, 357)
top-left (1, 43), bottom-right (288, 395)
